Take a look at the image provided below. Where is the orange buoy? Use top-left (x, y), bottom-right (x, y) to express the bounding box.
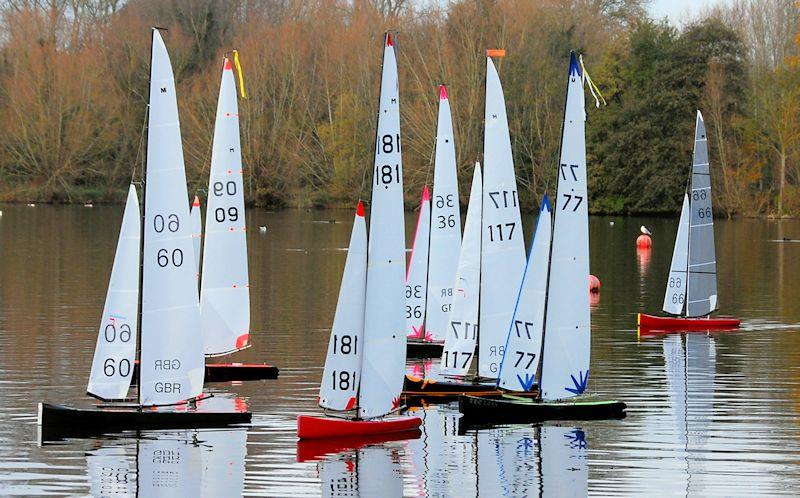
top-left (589, 274), bottom-right (601, 293)
top-left (636, 234), bottom-right (652, 249)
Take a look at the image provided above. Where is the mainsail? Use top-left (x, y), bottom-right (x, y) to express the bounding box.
top-left (406, 187), bottom-right (431, 340)
top-left (497, 196), bottom-right (552, 392)
top-left (424, 85), bottom-right (462, 342)
top-left (319, 203), bottom-right (367, 411)
top-left (358, 33), bottom-right (407, 418)
top-left (87, 185), bottom-right (140, 400)
top-left (539, 53), bottom-right (590, 401)
top-left (139, 29), bottom-right (205, 406)
top-left (686, 111), bottom-right (717, 317)
top-left (479, 56), bottom-right (526, 379)
top-left (440, 163), bottom-right (482, 377)
top-left (663, 193), bottom-right (690, 315)
top-left (200, 56), bottom-right (251, 355)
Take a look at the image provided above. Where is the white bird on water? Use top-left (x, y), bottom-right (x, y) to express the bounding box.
top-left (640, 225), bottom-right (652, 236)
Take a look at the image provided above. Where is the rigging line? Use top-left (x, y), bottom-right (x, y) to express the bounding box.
top-left (131, 106), bottom-right (149, 185)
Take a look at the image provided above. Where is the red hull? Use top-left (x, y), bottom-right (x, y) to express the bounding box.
top-left (297, 415), bottom-right (422, 439)
top-left (638, 313), bottom-right (740, 331)
top-left (296, 429), bottom-right (421, 461)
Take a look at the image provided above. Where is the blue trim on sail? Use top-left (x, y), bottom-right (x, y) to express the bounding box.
top-left (569, 52), bottom-right (581, 78)
top-left (496, 196), bottom-right (551, 388)
top-left (565, 370), bottom-right (589, 395)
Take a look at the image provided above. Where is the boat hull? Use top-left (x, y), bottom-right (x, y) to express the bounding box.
top-left (638, 313), bottom-right (740, 331)
top-left (132, 362), bottom-right (279, 383)
top-left (458, 395), bottom-right (626, 425)
top-left (38, 402), bottom-right (251, 441)
top-left (406, 340), bottom-right (444, 358)
top-left (297, 415), bottom-right (422, 439)
top-left (403, 374), bottom-right (534, 403)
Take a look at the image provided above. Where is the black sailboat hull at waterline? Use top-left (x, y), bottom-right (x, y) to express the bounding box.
top-left (38, 402), bottom-right (251, 441)
top-left (458, 395), bottom-right (626, 424)
top-left (403, 375), bottom-right (539, 403)
top-left (406, 340), bottom-right (444, 358)
top-left (130, 362), bottom-right (279, 382)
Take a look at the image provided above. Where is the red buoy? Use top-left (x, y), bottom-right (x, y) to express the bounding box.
top-left (636, 234), bottom-right (652, 249)
top-left (589, 274), bottom-right (601, 293)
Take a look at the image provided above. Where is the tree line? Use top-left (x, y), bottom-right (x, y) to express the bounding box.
top-left (0, 0), bottom-right (798, 216)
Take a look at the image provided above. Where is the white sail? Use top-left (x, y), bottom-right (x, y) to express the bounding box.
top-left (686, 111), bottom-right (718, 317)
top-left (440, 164), bottom-right (482, 377)
top-left (663, 193), bottom-right (690, 315)
top-left (497, 195), bottom-right (552, 392)
top-left (87, 185), bottom-right (140, 401)
top-left (140, 29), bottom-right (205, 406)
top-left (200, 57), bottom-right (251, 356)
top-left (424, 85), bottom-right (462, 342)
top-left (540, 53), bottom-right (590, 401)
top-left (406, 187), bottom-right (431, 340)
top-left (358, 447), bottom-right (404, 497)
top-left (319, 455), bottom-right (358, 498)
top-left (319, 203), bottom-right (367, 411)
top-left (478, 57), bottom-right (526, 379)
top-left (358, 33), bottom-right (407, 419)
top-left (190, 195), bottom-right (202, 278)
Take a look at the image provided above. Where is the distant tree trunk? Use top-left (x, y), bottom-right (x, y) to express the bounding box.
top-left (778, 148), bottom-right (786, 215)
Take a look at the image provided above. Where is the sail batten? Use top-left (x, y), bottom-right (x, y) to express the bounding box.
top-left (424, 86), bottom-right (462, 342)
top-left (87, 185), bottom-right (141, 400)
top-left (686, 111), bottom-right (718, 317)
top-left (478, 57), bottom-right (526, 379)
top-left (139, 29), bottom-right (205, 406)
top-left (539, 53), bottom-right (591, 402)
top-left (358, 34), bottom-right (407, 419)
top-left (200, 57), bottom-right (251, 355)
top-left (440, 163), bottom-right (482, 377)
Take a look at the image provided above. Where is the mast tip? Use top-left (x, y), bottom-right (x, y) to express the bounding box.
top-left (386, 33), bottom-right (394, 47)
top-left (439, 85), bottom-right (448, 100)
top-left (223, 58), bottom-right (233, 70)
top-left (192, 195), bottom-right (200, 207)
top-left (356, 201), bottom-right (365, 217)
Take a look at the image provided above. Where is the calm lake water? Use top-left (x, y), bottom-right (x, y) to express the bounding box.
top-left (1, 205), bottom-right (799, 496)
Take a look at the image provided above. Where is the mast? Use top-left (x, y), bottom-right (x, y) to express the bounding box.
top-left (535, 53), bottom-right (573, 396)
top-left (136, 28), bottom-right (160, 404)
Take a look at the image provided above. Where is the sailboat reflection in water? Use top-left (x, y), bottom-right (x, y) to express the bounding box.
top-left (317, 446), bottom-right (404, 498)
top-left (86, 425), bottom-right (247, 497)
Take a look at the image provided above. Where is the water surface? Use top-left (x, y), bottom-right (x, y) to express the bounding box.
top-left (0, 205), bottom-right (799, 496)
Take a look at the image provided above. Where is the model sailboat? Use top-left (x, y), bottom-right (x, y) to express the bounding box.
top-left (406, 85), bottom-right (462, 357)
top-left (638, 111), bottom-right (740, 330)
top-left (38, 29), bottom-right (250, 440)
top-left (198, 54), bottom-right (279, 380)
top-left (404, 52), bottom-right (525, 398)
top-left (297, 33), bottom-right (422, 439)
top-left (459, 53), bottom-right (625, 423)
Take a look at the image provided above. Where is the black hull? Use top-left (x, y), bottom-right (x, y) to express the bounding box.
top-left (131, 363), bottom-right (279, 383)
top-left (403, 375), bottom-right (536, 404)
top-left (406, 340), bottom-right (444, 358)
top-left (38, 403), bottom-right (252, 441)
top-left (458, 395), bottom-right (626, 425)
